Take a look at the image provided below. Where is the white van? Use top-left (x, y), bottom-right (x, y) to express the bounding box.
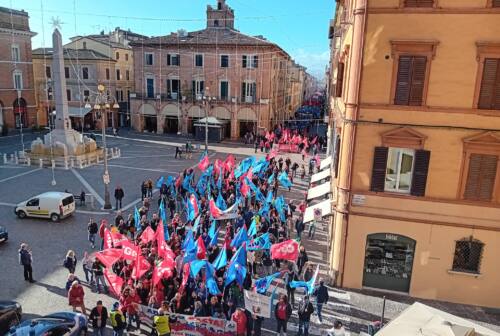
top-left (15, 192), bottom-right (76, 222)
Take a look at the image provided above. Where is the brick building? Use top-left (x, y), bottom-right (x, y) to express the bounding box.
top-left (0, 6), bottom-right (36, 131)
top-left (129, 0), bottom-right (303, 139)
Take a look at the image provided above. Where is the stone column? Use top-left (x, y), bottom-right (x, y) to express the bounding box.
top-left (52, 29), bottom-right (71, 131)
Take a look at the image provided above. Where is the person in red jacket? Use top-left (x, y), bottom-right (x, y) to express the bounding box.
top-left (68, 280), bottom-right (86, 316)
top-left (275, 294), bottom-right (292, 336)
top-left (98, 219), bottom-right (108, 250)
top-left (231, 308), bottom-right (247, 336)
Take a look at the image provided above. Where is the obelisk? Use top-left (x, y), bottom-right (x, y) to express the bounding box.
top-left (52, 28), bottom-right (71, 131)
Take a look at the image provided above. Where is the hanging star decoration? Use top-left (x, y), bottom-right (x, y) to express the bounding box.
top-left (49, 17), bottom-right (64, 30)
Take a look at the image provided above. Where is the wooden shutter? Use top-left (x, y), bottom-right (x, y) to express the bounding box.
top-left (253, 55), bottom-right (259, 68)
top-left (394, 56), bottom-right (412, 105)
top-left (492, 0), bottom-right (500, 7)
top-left (404, 0), bottom-right (434, 7)
top-left (370, 147), bottom-right (389, 192)
top-left (464, 154), bottom-right (498, 201)
top-left (410, 150), bottom-right (431, 196)
top-left (409, 57), bottom-right (427, 106)
top-left (335, 62), bottom-right (345, 98)
top-left (478, 59), bottom-right (499, 109)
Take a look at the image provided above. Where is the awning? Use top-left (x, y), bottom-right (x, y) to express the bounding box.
top-left (319, 156), bottom-right (332, 170)
top-left (68, 107), bottom-right (92, 117)
top-left (307, 181), bottom-right (332, 200)
top-left (311, 168), bottom-right (331, 183)
top-left (304, 198), bottom-right (332, 223)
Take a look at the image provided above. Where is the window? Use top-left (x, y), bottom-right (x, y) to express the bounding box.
top-left (220, 55), bottom-right (229, 68)
top-left (214, 20), bottom-right (219, 27)
top-left (116, 52), bottom-right (119, 60)
top-left (195, 54), bottom-right (203, 67)
top-left (106, 68), bottom-right (110, 80)
top-left (463, 154), bottom-right (498, 201)
top-left (83, 90), bottom-right (90, 98)
top-left (66, 89), bottom-right (71, 101)
top-left (192, 80), bottom-right (205, 98)
top-left (403, 0), bottom-right (435, 7)
top-left (220, 80), bottom-right (229, 100)
top-left (492, 0), bottom-right (500, 7)
top-left (167, 54), bottom-right (180, 66)
top-left (13, 71), bottom-right (22, 89)
top-left (82, 67), bottom-right (89, 80)
top-left (370, 138), bottom-right (430, 196)
top-left (146, 77), bottom-right (155, 98)
top-left (241, 81), bottom-right (256, 103)
top-left (47, 87), bottom-right (53, 100)
top-left (385, 148), bottom-right (415, 193)
top-left (125, 53), bottom-right (129, 61)
top-left (26, 198), bottom-right (39, 207)
top-left (82, 41), bottom-right (87, 49)
top-left (477, 58), bottom-right (500, 110)
top-left (452, 237), bottom-right (484, 274)
top-left (242, 55), bottom-right (258, 69)
top-left (335, 62), bottom-right (345, 97)
top-left (394, 56), bottom-right (427, 106)
top-left (145, 53), bottom-right (154, 66)
top-left (116, 90), bottom-right (123, 102)
top-left (65, 67), bottom-right (70, 79)
top-left (126, 70), bottom-right (130, 81)
top-left (45, 66), bottom-right (51, 79)
top-left (116, 69), bottom-right (121, 80)
top-left (167, 79), bottom-right (180, 99)
top-left (11, 44), bottom-right (20, 62)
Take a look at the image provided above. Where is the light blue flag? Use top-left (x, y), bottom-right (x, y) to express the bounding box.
top-left (248, 233), bottom-right (271, 251)
top-left (210, 228), bottom-right (219, 247)
top-left (216, 192), bottom-right (227, 211)
top-left (134, 207), bottom-right (141, 232)
top-left (205, 262), bottom-right (221, 295)
top-left (278, 171), bottom-right (292, 188)
top-left (265, 190), bottom-right (274, 204)
top-left (274, 196), bottom-right (286, 222)
top-left (190, 260), bottom-right (207, 278)
top-left (183, 229), bottom-right (195, 251)
top-left (290, 265), bottom-right (319, 294)
top-left (193, 215), bottom-right (201, 232)
top-left (212, 247), bottom-right (227, 270)
top-left (159, 202), bottom-right (169, 240)
top-left (230, 226), bottom-right (249, 248)
top-left (155, 176), bottom-right (164, 188)
top-left (224, 244), bottom-right (247, 287)
top-left (268, 173), bottom-right (275, 185)
top-left (255, 272), bottom-right (282, 294)
top-left (208, 220), bottom-right (217, 240)
top-left (245, 177), bottom-right (265, 202)
top-left (248, 217), bottom-right (257, 237)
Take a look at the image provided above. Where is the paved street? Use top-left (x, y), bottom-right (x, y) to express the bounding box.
top-left (1, 132), bottom-right (500, 335)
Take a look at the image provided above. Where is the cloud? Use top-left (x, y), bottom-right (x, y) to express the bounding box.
top-left (291, 49), bottom-right (330, 79)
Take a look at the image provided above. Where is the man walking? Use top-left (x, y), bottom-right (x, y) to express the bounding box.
top-left (114, 185), bottom-right (124, 210)
top-left (313, 279), bottom-right (329, 323)
top-left (89, 300), bottom-right (108, 336)
top-left (19, 243), bottom-right (34, 283)
top-left (297, 295), bottom-right (314, 336)
top-left (87, 218), bottom-right (98, 249)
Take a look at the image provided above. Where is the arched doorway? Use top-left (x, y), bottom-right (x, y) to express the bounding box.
top-left (161, 104), bottom-right (181, 134)
top-left (13, 98), bottom-right (27, 129)
top-left (212, 106), bottom-right (231, 138)
top-left (187, 105), bottom-right (205, 135)
top-left (363, 233), bottom-right (416, 293)
top-left (237, 107), bottom-right (257, 138)
top-left (139, 103), bottom-right (157, 133)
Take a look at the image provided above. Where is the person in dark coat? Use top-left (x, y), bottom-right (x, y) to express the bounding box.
top-left (114, 185), bottom-right (125, 209)
top-left (297, 246), bottom-right (309, 275)
top-left (313, 278), bottom-right (329, 323)
top-left (297, 295), bottom-right (314, 336)
top-left (19, 243), bottom-right (34, 282)
top-left (246, 310), bottom-right (263, 336)
top-left (89, 300), bottom-right (108, 336)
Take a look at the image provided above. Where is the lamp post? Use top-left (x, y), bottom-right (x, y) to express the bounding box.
top-left (85, 84), bottom-right (119, 210)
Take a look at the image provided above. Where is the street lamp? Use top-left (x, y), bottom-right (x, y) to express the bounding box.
top-left (84, 84), bottom-right (119, 210)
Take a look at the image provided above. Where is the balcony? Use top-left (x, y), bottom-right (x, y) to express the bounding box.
top-left (130, 92), bottom-right (183, 101)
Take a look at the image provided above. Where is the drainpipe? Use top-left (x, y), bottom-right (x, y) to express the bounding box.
top-left (333, 0), bottom-right (367, 287)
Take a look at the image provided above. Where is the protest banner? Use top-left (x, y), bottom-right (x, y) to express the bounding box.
top-left (244, 289), bottom-right (273, 318)
top-left (138, 304), bottom-right (236, 336)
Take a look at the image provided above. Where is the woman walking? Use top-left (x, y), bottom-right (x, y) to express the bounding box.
top-left (68, 280), bottom-right (86, 316)
top-left (63, 250), bottom-right (77, 274)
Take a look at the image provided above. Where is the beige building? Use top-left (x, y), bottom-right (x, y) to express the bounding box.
top-left (326, 0), bottom-right (500, 308)
top-left (32, 48), bottom-right (117, 130)
top-left (0, 6), bottom-right (37, 131)
top-left (129, 0), bottom-right (301, 139)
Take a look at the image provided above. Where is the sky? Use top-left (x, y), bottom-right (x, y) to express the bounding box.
top-left (1, 0), bottom-right (335, 79)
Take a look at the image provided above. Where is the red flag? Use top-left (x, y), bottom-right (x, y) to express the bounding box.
top-left (103, 228), bottom-right (113, 249)
top-left (240, 179), bottom-right (250, 197)
top-left (311, 136), bottom-right (318, 144)
top-left (198, 154), bottom-right (209, 170)
top-left (95, 248), bottom-right (123, 268)
top-left (104, 269), bottom-right (124, 297)
top-left (179, 262), bottom-right (191, 294)
top-left (121, 240), bottom-right (139, 261)
top-left (189, 194), bottom-right (199, 218)
top-left (246, 169), bottom-right (254, 181)
top-left (268, 149), bottom-right (278, 160)
top-left (175, 175), bottom-right (181, 189)
top-left (214, 159), bottom-right (222, 173)
top-left (224, 154), bottom-right (235, 173)
top-left (196, 236), bottom-right (206, 260)
top-left (152, 259), bottom-right (174, 286)
top-left (110, 231), bottom-right (128, 247)
top-left (140, 226), bottom-right (156, 244)
top-left (132, 254), bottom-right (151, 280)
top-left (271, 239), bottom-right (300, 261)
top-left (209, 199), bottom-right (223, 218)
top-left (156, 221), bottom-right (176, 262)
top-left (314, 154), bottom-right (321, 167)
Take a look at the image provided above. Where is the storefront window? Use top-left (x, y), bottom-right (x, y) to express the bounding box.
top-left (363, 233), bottom-right (416, 293)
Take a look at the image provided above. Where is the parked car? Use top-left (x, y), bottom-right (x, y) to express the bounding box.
top-left (0, 225), bottom-right (8, 243)
top-left (15, 192), bottom-right (75, 222)
top-left (0, 301), bottom-right (22, 335)
top-left (7, 311), bottom-right (87, 336)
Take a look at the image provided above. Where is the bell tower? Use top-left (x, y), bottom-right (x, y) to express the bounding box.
top-left (206, 0), bottom-right (234, 29)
